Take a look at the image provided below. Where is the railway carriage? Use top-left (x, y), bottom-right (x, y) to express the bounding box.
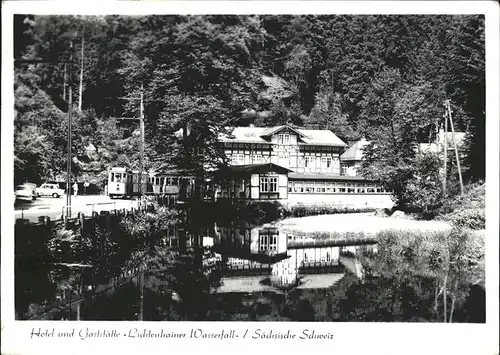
top-left (107, 166), bottom-right (197, 200)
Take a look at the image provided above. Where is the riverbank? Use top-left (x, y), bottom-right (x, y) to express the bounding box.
top-left (275, 212), bottom-right (453, 235)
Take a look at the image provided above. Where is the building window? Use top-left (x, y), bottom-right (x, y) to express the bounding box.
top-left (231, 154), bottom-right (244, 165)
top-left (304, 156), bottom-right (314, 169)
top-left (270, 177), bottom-right (278, 192)
top-left (278, 134), bottom-right (290, 145)
top-left (260, 176), bottom-right (278, 193)
top-left (293, 182), bottom-right (304, 193)
top-left (341, 164), bottom-right (348, 176)
top-left (326, 183), bottom-right (336, 193)
top-left (304, 183), bottom-right (314, 193)
top-left (315, 182), bottom-right (326, 193)
top-left (321, 156), bottom-right (332, 169)
top-left (252, 154), bottom-right (262, 164)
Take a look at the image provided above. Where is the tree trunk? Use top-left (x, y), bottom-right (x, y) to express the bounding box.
top-left (449, 279), bottom-right (459, 323)
top-left (443, 273), bottom-right (448, 322)
top-left (433, 281), bottom-right (439, 318)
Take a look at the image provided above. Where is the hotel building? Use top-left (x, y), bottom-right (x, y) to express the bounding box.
top-left (216, 125), bottom-right (393, 208)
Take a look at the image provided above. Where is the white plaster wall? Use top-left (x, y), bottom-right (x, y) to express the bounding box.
top-left (285, 193), bottom-right (394, 209)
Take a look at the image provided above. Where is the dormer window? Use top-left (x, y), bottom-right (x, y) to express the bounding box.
top-left (278, 133), bottom-right (290, 145)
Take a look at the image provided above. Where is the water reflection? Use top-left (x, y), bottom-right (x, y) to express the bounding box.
top-left (213, 225), bottom-right (344, 289)
top-left (17, 223), bottom-right (370, 320)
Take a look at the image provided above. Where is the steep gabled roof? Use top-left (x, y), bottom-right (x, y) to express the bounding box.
top-left (219, 126), bottom-right (347, 147)
top-left (298, 129), bottom-right (346, 147)
top-left (340, 138), bottom-right (370, 162)
top-left (260, 125), bottom-right (307, 138)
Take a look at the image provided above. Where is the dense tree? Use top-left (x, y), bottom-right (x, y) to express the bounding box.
top-left (357, 68), bottom-right (444, 208)
top-left (14, 14), bottom-right (485, 185)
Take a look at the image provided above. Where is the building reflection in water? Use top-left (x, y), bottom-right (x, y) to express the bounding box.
top-left (212, 224), bottom-right (341, 287)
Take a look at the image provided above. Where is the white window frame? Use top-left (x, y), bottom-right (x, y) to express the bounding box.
top-left (231, 153), bottom-right (244, 165)
top-left (260, 175), bottom-right (278, 193)
top-left (341, 164), bottom-right (348, 176)
top-left (278, 133), bottom-right (290, 145)
top-left (252, 154), bottom-right (262, 164)
top-left (304, 155), bottom-right (314, 169)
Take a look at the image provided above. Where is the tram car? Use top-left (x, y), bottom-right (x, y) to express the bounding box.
top-left (107, 166), bottom-right (197, 199)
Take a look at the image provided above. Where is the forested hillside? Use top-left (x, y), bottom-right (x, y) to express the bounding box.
top-left (14, 15), bottom-right (485, 192)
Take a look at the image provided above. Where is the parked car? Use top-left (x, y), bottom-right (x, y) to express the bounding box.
top-left (36, 183), bottom-right (65, 198)
top-left (15, 184), bottom-right (37, 202)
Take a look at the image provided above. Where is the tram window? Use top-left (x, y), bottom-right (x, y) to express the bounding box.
top-left (172, 178), bottom-right (178, 185)
top-left (376, 187), bottom-right (383, 193)
top-left (115, 173), bottom-right (122, 182)
top-left (155, 177), bottom-right (160, 185)
top-left (110, 173), bottom-right (115, 182)
top-left (160, 177), bottom-right (165, 185)
top-left (367, 187), bottom-right (375, 193)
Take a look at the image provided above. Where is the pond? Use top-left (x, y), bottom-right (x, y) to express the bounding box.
top-left (15, 217), bottom-right (375, 321)
top-left (15, 205), bottom-right (483, 323)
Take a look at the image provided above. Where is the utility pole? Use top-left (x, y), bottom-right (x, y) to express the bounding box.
top-left (78, 34), bottom-right (84, 112)
top-left (138, 268), bottom-right (144, 321)
top-left (66, 40), bottom-right (74, 219)
top-left (118, 86), bottom-right (146, 206)
top-left (443, 105), bottom-right (448, 197)
top-left (63, 63), bottom-right (67, 101)
top-left (139, 83), bottom-right (145, 207)
top-left (446, 100), bottom-right (464, 194)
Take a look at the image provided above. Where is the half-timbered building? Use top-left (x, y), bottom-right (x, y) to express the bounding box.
top-left (213, 125), bottom-right (393, 207)
top-left (219, 125), bottom-right (346, 173)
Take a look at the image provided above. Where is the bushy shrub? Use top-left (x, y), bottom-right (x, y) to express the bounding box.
top-left (439, 182), bottom-right (485, 230)
top-left (282, 203), bottom-right (375, 218)
top-left (448, 208), bottom-right (485, 230)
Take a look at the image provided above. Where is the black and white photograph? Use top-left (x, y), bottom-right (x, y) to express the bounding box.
top-left (2, 1), bottom-right (499, 355)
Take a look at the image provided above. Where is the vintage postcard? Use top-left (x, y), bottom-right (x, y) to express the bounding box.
top-left (1, 1), bottom-right (499, 355)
